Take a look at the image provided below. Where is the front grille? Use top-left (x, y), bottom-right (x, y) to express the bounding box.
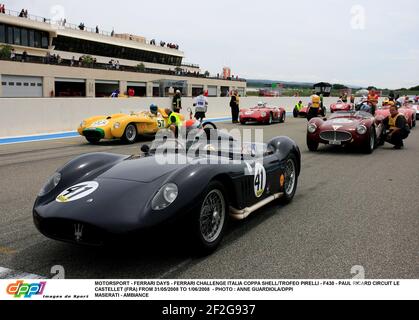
top-left (83, 129), bottom-right (104, 139)
top-left (35, 214), bottom-right (106, 246)
top-left (320, 131), bottom-right (352, 142)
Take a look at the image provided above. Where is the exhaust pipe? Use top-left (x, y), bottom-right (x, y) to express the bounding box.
top-left (229, 192), bottom-right (284, 220)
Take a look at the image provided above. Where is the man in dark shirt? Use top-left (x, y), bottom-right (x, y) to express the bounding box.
top-left (383, 105), bottom-right (410, 149)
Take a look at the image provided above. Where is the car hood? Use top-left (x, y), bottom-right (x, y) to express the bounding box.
top-left (98, 155), bottom-right (187, 183)
top-left (321, 117), bottom-right (361, 129)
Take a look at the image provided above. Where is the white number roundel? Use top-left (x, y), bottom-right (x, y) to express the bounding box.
top-left (254, 163), bottom-right (267, 198)
top-left (56, 181), bottom-right (99, 203)
top-left (91, 120), bottom-right (109, 127)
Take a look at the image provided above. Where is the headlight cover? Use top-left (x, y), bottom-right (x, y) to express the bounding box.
top-left (152, 183), bottom-right (179, 211)
top-left (113, 122), bottom-right (121, 129)
top-left (80, 121), bottom-right (86, 128)
top-left (261, 112), bottom-right (267, 117)
top-left (39, 172), bottom-right (61, 197)
top-left (308, 123), bottom-right (317, 134)
top-left (357, 125), bottom-right (367, 135)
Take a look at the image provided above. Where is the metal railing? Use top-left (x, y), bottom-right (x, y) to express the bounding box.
top-left (0, 55), bottom-right (247, 82)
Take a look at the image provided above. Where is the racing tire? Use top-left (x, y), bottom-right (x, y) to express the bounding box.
top-left (280, 112), bottom-right (286, 123)
top-left (122, 124), bottom-right (138, 144)
top-left (192, 181), bottom-right (228, 255)
top-left (412, 116), bottom-right (416, 128)
top-left (280, 154), bottom-right (299, 204)
top-left (240, 120), bottom-right (246, 125)
top-left (307, 138), bottom-right (319, 152)
top-left (86, 137), bottom-right (100, 144)
top-left (363, 127), bottom-right (376, 154)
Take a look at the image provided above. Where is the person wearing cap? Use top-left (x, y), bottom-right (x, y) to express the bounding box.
top-left (172, 90), bottom-right (182, 113)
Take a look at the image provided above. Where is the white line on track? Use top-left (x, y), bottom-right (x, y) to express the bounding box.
top-left (158, 259), bottom-right (193, 279)
top-left (0, 267), bottom-right (45, 279)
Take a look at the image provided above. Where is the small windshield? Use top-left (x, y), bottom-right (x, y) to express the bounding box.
top-left (329, 111), bottom-right (372, 119)
top-left (149, 130), bottom-right (270, 159)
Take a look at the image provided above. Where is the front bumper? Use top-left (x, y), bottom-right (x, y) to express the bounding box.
top-left (308, 130), bottom-right (369, 147)
top-left (81, 128), bottom-right (106, 140)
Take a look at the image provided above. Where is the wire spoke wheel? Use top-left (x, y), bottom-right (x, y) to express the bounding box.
top-left (199, 190), bottom-right (225, 244)
top-left (284, 159), bottom-right (296, 196)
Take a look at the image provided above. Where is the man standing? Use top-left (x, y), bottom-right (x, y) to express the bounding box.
top-left (230, 91), bottom-right (240, 123)
top-left (307, 94), bottom-right (321, 121)
top-left (294, 100), bottom-right (304, 118)
top-left (194, 91), bottom-right (208, 121)
top-left (383, 105), bottom-right (410, 149)
top-left (172, 90), bottom-right (182, 113)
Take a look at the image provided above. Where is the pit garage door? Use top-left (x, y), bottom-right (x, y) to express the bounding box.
top-left (1, 75), bottom-right (43, 98)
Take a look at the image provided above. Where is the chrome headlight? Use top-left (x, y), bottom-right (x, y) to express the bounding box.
top-left (39, 172), bottom-right (61, 197)
top-left (80, 121), bottom-right (86, 128)
top-left (113, 122), bottom-right (121, 129)
top-left (152, 183), bottom-right (179, 211)
top-left (356, 125), bottom-right (367, 135)
top-left (308, 123), bottom-right (317, 134)
top-left (261, 112), bottom-right (267, 117)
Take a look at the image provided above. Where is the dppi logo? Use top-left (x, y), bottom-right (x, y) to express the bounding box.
top-left (6, 280), bottom-right (46, 298)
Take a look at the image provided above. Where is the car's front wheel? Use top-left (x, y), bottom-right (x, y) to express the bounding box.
top-left (280, 154), bottom-right (299, 204)
top-left (122, 124), bottom-right (138, 144)
top-left (280, 112), bottom-right (286, 123)
top-left (192, 181), bottom-right (228, 255)
top-left (363, 127), bottom-right (376, 154)
top-left (307, 138), bottom-right (319, 152)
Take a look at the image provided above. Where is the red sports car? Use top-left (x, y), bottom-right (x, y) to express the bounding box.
top-left (330, 100), bottom-right (353, 113)
top-left (307, 111), bottom-right (385, 154)
top-left (375, 104), bottom-right (416, 128)
top-left (240, 103), bottom-right (286, 125)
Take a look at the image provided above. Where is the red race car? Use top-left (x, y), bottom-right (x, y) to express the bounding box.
top-left (239, 102), bottom-right (286, 125)
top-left (307, 111), bottom-right (385, 154)
top-left (375, 104), bottom-right (416, 128)
top-left (330, 100), bottom-right (353, 113)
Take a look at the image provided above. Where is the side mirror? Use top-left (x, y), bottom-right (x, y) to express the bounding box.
top-left (141, 145), bottom-right (150, 154)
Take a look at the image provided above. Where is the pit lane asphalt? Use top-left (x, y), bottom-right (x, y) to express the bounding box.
top-left (0, 118), bottom-right (418, 279)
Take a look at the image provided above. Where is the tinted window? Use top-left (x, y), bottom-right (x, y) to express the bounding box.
top-left (52, 35), bottom-right (182, 66)
top-left (13, 27), bottom-right (20, 45)
top-left (21, 29), bottom-right (28, 46)
top-left (29, 30), bottom-right (34, 47)
top-left (0, 24), bottom-right (5, 43)
top-left (7, 26), bottom-right (13, 44)
top-left (41, 33), bottom-right (48, 48)
top-left (34, 31), bottom-right (41, 48)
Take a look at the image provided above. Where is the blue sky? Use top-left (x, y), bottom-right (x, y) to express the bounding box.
top-left (7, 0), bottom-right (419, 89)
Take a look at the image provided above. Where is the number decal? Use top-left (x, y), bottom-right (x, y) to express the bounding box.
top-left (56, 181), bottom-right (99, 203)
top-left (157, 119), bottom-right (166, 129)
top-left (254, 163), bottom-right (267, 198)
top-left (91, 120), bottom-right (109, 127)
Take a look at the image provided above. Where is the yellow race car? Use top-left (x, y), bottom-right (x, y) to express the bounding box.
top-left (78, 108), bottom-right (182, 144)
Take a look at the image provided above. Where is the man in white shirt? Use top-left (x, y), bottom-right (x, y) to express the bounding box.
top-left (193, 91), bottom-right (208, 121)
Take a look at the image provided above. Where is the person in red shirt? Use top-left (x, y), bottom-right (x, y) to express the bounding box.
top-left (128, 88), bottom-right (135, 97)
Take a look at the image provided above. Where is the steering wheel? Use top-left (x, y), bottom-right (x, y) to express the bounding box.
top-left (202, 122), bottom-right (217, 130)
